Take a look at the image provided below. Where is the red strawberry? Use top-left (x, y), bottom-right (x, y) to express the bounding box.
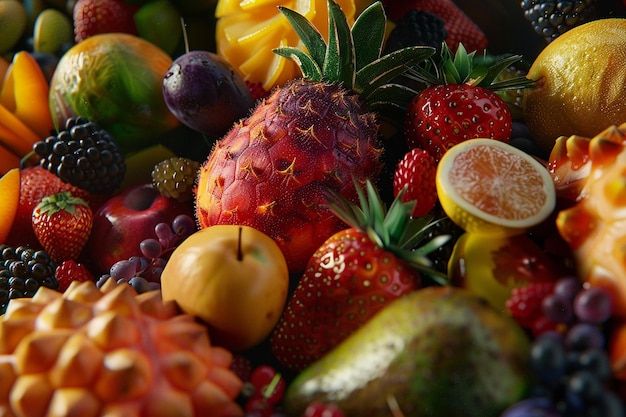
top-left (55, 259), bottom-right (95, 292)
top-left (382, 0), bottom-right (487, 53)
top-left (393, 148), bottom-right (437, 217)
top-left (6, 166), bottom-right (105, 249)
top-left (505, 281), bottom-right (556, 330)
top-left (32, 192), bottom-right (94, 263)
top-left (73, 0), bottom-right (139, 43)
top-left (403, 44), bottom-right (532, 162)
top-left (245, 80), bottom-right (270, 101)
top-left (270, 180), bottom-right (448, 371)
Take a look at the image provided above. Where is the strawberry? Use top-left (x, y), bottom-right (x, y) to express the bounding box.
top-left (403, 44), bottom-right (534, 162)
top-left (55, 259), bottom-right (95, 292)
top-left (505, 281), bottom-right (556, 330)
top-left (381, 0), bottom-right (488, 53)
top-left (270, 180), bottom-right (449, 371)
top-left (73, 0), bottom-right (139, 43)
top-left (32, 192), bottom-right (94, 263)
top-left (6, 166), bottom-right (104, 249)
top-left (393, 148), bottom-right (437, 217)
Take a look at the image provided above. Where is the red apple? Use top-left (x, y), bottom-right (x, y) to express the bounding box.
top-left (82, 182), bottom-right (194, 275)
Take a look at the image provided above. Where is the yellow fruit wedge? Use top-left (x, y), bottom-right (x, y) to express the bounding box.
top-left (0, 61), bottom-right (15, 111)
top-left (0, 144), bottom-right (20, 176)
top-left (0, 103), bottom-right (41, 157)
top-left (0, 168), bottom-right (20, 244)
top-left (10, 51), bottom-right (54, 139)
top-left (215, 0), bottom-right (242, 18)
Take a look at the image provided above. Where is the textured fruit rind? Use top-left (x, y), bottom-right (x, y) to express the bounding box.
top-left (0, 280), bottom-right (244, 417)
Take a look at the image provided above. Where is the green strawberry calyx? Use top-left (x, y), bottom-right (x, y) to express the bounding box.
top-left (324, 178), bottom-right (451, 285)
top-left (34, 191), bottom-right (89, 217)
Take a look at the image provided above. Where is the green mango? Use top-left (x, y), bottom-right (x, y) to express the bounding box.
top-left (283, 286), bottom-right (531, 417)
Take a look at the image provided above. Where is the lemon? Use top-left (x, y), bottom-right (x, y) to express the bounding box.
top-left (436, 138), bottom-right (556, 237)
top-left (523, 18), bottom-right (626, 155)
top-left (0, 0), bottom-right (27, 55)
top-left (33, 8), bottom-right (73, 54)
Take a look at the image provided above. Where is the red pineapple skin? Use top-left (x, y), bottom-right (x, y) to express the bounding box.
top-left (195, 79), bottom-right (383, 274)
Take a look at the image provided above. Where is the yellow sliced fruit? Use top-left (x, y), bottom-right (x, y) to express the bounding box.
top-left (0, 143), bottom-right (20, 176)
top-left (0, 102), bottom-right (41, 157)
top-left (0, 168), bottom-right (20, 244)
top-left (436, 138), bottom-right (556, 237)
top-left (215, 0), bottom-right (356, 91)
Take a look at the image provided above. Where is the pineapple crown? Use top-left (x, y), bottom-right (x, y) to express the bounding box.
top-left (406, 42), bottom-right (536, 91)
top-left (274, 0), bottom-right (435, 111)
top-left (325, 179), bottom-right (451, 284)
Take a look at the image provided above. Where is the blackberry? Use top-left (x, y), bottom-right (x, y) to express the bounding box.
top-left (521, 0), bottom-right (598, 43)
top-left (384, 9), bottom-right (447, 54)
top-left (0, 245), bottom-right (59, 314)
top-left (33, 116), bottom-right (126, 194)
top-left (151, 157), bottom-right (200, 202)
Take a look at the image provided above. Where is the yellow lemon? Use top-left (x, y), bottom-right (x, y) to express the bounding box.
top-left (523, 18), bottom-right (626, 155)
top-left (436, 138), bottom-right (556, 237)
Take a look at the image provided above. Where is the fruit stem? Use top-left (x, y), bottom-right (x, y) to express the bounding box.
top-left (181, 17), bottom-right (190, 54)
top-left (237, 226), bottom-right (243, 261)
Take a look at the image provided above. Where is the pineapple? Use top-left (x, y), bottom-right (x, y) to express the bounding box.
top-left (0, 280), bottom-right (243, 417)
top-left (196, 0), bottom-right (435, 273)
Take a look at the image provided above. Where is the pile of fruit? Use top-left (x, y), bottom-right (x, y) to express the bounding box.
top-left (1, 0), bottom-right (626, 416)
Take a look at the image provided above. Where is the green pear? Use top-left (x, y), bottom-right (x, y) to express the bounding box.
top-left (283, 286), bottom-right (531, 417)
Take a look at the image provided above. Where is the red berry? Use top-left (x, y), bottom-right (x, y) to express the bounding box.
top-left (73, 0), bottom-right (139, 42)
top-left (248, 365), bottom-right (286, 406)
top-left (245, 81), bottom-right (270, 101)
top-left (55, 259), bottom-right (95, 292)
top-left (393, 148), bottom-right (438, 217)
top-left (229, 353), bottom-right (253, 382)
top-left (302, 401), bottom-right (346, 417)
top-left (505, 281), bottom-right (556, 329)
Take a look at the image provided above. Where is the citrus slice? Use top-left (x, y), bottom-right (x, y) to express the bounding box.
top-left (436, 138), bottom-right (556, 237)
top-left (0, 168), bottom-right (20, 244)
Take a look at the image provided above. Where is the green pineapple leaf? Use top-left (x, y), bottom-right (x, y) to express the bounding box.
top-left (273, 47), bottom-right (323, 80)
top-left (351, 1), bottom-right (385, 72)
top-left (355, 46), bottom-right (435, 96)
top-left (364, 83), bottom-right (420, 112)
top-left (277, 5), bottom-right (326, 68)
top-left (323, 0), bottom-right (354, 86)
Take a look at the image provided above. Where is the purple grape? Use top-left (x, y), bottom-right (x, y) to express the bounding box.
top-left (498, 397), bottom-right (562, 417)
top-left (575, 348), bottom-right (612, 380)
top-left (140, 238), bottom-right (163, 259)
top-left (573, 286), bottom-right (613, 324)
top-left (565, 369), bottom-right (605, 405)
top-left (542, 294), bottom-right (574, 324)
top-left (155, 222), bottom-right (175, 242)
top-left (128, 276), bottom-right (152, 294)
top-left (531, 334), bottom-right (567, 384)
top-left (553, 276), bottom-right (582, 303)
top-left (109, 260), bottom-right (140, 280)
top-left (162, 50), bottom-right (254, 138)
top-left (172, 214), bottom-right (196, 238)
top-left (564, 322), bottom-right (605, 351)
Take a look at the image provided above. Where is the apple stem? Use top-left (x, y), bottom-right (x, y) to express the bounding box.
top-left (237, 226), bottom-right (243, 261)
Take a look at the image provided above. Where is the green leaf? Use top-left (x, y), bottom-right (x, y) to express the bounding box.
top-left (363, 83), bottom-right (419, 113)
top-left (277, 5), bottom-right (326, 68)
top-left (355, 46), bottom-right (435, 96)
top-left (273, 47), bottom-right (323, 80)
top-left (482, 54), bottom-right (525, 85)
top-left (351, 1), bottom-right (385, 72)
top-left (323, 0), bottom-right (355, 86)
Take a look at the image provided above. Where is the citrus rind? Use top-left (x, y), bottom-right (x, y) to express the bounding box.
top-left (436, 139), bottom-right (557, 237)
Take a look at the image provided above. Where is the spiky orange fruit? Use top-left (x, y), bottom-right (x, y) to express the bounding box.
top-left (0, 279), bottom-right (244, 417)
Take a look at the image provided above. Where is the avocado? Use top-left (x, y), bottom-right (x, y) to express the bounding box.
top-left (282, 286), bottom-right (531, 417)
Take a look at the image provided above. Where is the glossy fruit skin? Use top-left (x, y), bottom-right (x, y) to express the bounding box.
top-left (270, 227), bottom-right (420, 371)
top-left (404, 83), bottom-right (512, 162)
top-left (393, 148), bottom-right (438, 217)
top-left (161, 225), bottom-right (289, 351)
top-left (49, 33), bottom-right (179, 152)
top-left (82, 182), bottom-right (194, 276)
top-left (163, 50), bottom-right (254, 138)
